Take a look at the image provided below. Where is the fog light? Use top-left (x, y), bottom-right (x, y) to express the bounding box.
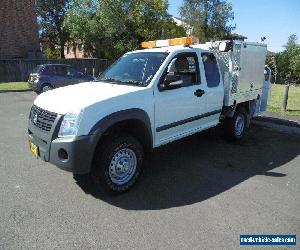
top-left (58, 148), bottom-right (68, 161)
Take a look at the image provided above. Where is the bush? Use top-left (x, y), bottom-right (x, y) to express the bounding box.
top-left (43, 48), bottom-right (61, 59)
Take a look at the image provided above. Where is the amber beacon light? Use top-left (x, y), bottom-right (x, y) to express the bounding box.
top-left (141, 36), bottom-right (199, 49)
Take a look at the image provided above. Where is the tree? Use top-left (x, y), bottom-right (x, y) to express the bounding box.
top-left (180, 0), bottom-right (235, 42)
top-left (285, 34), bottom-right (297, 48)
top-left (286, 36), bottom-right (300, 84)
top-left (37, 0), bottom-right (71, 58)
top-left (276, 34), bottom-right (300, 84)
top-left (266, 51), bottom-right (277, 82)
top-left (44, 48), bottom-right (61, 59)
top-left (65, 0), bottom-right (186, 60)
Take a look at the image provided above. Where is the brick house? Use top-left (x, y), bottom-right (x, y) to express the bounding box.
top-left (64, 41), bottom-right (93, 59)
top-left (0, 0), bottom-right (40, 59)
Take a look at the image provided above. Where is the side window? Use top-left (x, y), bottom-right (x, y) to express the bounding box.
top-left (43, 66), bottom-right (55, 75)
top-left (56, 66), bottom-right (67, 76)
top-left (202, 53), bottom-right (220, 87)
top-left (67, 67), bottom-right (77, 76)
top-left (160, 53), bottom-right (200, 89)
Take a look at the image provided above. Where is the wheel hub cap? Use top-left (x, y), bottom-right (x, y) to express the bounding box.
top-left (235, 115), bottom-right (245, 136)
top-left (43, 86), bottom-right (52, 92)
top-left (109, 148), bottom-right (137, 185)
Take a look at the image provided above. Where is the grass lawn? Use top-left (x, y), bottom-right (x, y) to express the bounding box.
top-left (0, 82), bottom-right (30, 91)
top-left (268, 84), bottom-right (300, 116)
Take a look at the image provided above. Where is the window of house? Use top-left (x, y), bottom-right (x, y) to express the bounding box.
top-left (78, 44), bottom-right (83, 52)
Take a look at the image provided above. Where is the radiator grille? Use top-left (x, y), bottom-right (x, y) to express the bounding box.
top-left (30, 105), bottom-right (57, 132)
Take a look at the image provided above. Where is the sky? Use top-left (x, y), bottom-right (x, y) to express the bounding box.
top-left (168, 0), bottom-right (300, 52)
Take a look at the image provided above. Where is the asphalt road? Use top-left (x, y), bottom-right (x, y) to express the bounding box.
top-left (0, 92), bottom-right (299, 250)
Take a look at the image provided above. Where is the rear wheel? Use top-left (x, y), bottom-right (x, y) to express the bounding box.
top-left (224, 108), bottom-right (247, 141)
top-left (41, 84), bottom-right (53, 93)
top-left (91, 134), bottom-right (144, 194)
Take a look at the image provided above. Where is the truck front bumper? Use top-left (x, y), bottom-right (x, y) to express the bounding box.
top-left (28, 115), bottom-right (98, 174)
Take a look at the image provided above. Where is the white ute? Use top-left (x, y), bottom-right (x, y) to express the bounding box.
top-left (28, 37), bottom-right (272, 193)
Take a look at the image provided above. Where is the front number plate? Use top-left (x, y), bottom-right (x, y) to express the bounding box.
top-left (29, 142), bottom-right (39, 157)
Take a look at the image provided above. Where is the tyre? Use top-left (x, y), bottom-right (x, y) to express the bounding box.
top-left (41, 84), bottom-right (53, 93)
top-left (223, 107), bottom-right (247, 141)
top-left (91, 134), bottom-right (144, 194)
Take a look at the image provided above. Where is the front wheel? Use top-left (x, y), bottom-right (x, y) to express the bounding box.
top-left (223, 108), bottom-right (247, 141)
top-left (91, 134), bottom-right (144, 194)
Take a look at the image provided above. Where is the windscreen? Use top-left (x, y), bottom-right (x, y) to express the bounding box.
top-left (31, 65), bottom-right (44, 74)
top-left (98, 52), bottom-right (168, 86)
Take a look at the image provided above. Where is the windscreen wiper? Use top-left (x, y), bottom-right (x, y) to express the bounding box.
top-left (98, 77), bottom-right (122, 82)
top-left (121, 80), bottom-right (144, 86)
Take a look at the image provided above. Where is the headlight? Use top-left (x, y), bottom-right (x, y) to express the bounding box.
top-left (31, 76), bottom-right (39, 83)
top-left (58, 110), bottom-right (83, 138)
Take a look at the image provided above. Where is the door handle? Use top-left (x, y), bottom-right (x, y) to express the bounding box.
top-left (194, 89), bottom-right (205, 97)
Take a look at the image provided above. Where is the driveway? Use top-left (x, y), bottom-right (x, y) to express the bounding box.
top-left (0, 92), bottom-right (299, 249)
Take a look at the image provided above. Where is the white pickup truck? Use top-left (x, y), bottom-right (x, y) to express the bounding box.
top-left (28, 37), bottom-right (271, 193)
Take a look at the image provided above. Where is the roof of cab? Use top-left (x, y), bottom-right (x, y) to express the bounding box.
top-left (39, 64), bottom-right (72, 67)
top-left (129, 44), bottom-right (210, 54)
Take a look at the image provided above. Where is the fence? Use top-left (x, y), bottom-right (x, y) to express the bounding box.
top-left (0, 58), bottom-right (111, 82)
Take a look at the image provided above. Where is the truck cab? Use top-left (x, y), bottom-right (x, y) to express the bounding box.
top-left (28, 37), bottom-right (269, 193)
top-left (138, 45), bottom-right (224, 146)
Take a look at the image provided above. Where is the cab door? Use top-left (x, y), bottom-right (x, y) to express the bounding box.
top-left (200, 52), bottom-right (224, 123)
top-left (154, 51), bottom-right (211, 146)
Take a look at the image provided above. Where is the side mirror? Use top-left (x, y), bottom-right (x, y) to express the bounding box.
top-left (169, 80), bottom-right (183, 88)
top-left (159, 73), bottom-right (183, 91)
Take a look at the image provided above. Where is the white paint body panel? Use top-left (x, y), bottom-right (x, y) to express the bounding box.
top-left (34, 82), bottom-right (155, 137)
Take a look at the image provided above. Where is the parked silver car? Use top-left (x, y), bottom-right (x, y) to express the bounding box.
top-left (28, 64), bottom-right (94, 93)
